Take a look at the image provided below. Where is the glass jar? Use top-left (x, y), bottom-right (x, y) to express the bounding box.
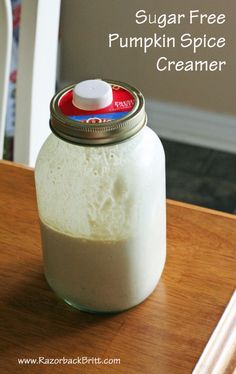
top-left (35, 79), bottom-right (166, 313)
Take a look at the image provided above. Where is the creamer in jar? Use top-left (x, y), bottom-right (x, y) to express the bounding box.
top-left (35, 79), bottom-right (166, 313)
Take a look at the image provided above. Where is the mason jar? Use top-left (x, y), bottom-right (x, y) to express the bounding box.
top-left (35, 79), bottom-right (166, 313)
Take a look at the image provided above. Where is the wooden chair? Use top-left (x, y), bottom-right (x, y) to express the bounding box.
top-left (0, 0), bottom-right (61, 166)
top-left (0, 0), bottom-right (12, 159)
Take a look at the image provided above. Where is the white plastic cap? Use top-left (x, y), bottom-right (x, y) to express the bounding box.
top-left (72, 79), bottom-right (113, 111)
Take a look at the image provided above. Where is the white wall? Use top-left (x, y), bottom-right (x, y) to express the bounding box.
top-left (60, 0), bottom-right (236, 115)
top-left (59, 0), bottom-right (236, 151)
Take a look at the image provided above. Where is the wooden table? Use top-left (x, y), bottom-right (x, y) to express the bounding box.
top-left (0, 160), bottom-right (235, 373)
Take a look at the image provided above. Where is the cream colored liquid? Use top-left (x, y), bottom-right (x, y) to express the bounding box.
top-left (40, 220), bottom-right (166, 312)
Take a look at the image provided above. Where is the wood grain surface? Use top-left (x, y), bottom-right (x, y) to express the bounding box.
top-left (0, 160), bottom-right (235, 374)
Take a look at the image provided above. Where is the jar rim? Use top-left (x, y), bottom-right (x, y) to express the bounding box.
top-left (50, 79), bottom-right (147, 146)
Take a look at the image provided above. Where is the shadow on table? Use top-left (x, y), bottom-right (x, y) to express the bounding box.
top-left (1, 262), bottom-right (123, 356)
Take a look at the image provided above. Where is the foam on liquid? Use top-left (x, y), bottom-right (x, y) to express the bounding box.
top-left (35, 127), bottom-right (166, 311)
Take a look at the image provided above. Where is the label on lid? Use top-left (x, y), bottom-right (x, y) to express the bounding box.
top-left (59, 85), bottom-right (135, 124)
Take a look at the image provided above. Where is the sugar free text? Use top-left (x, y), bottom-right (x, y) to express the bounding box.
top-left (107, 9), bottom-right (227, 72)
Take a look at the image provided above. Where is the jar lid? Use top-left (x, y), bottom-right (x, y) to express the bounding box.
top-left (50, 79), bottom-right (147, 146)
